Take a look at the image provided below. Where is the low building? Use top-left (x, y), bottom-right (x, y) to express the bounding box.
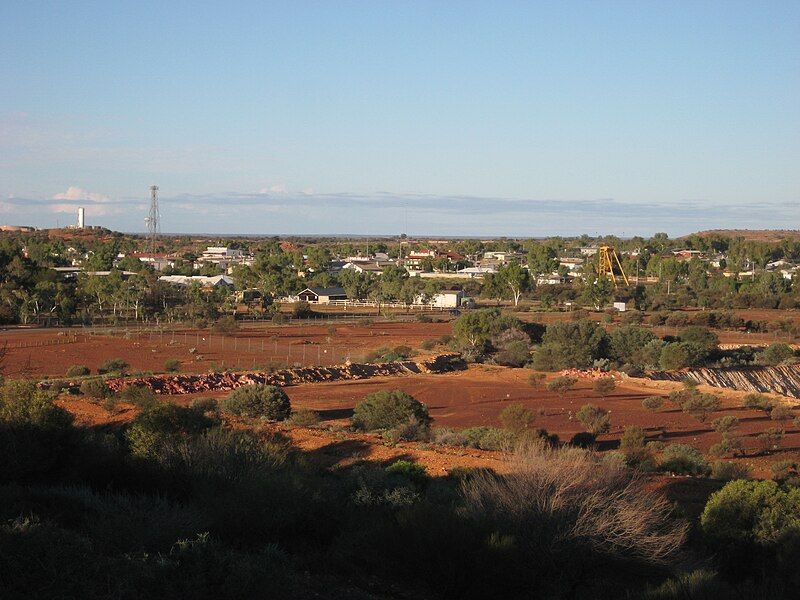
top-left (536, 273), bottom-right (565, 285)
top-left (159, 274), bottom-right (235, 287)
top-left (558, 257), bottom-right (584, 271)
top-left (430, 290), bottom-right (465, 308)
top-left (296, 286), bottom-right (348, 304)
top-left (457, 266), bottom-right (497, 279)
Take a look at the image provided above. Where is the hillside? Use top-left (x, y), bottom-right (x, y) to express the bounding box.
top-left (687, 229), bottom-right (800, 242)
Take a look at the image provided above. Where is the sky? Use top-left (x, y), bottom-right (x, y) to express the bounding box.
top-left (0, 1), bottom-right (798, 236)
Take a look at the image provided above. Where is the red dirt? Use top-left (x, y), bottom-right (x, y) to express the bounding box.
top-left (0, 321), bottom-right (453, 377)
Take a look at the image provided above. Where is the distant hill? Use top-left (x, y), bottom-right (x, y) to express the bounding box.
top-left (686, 229), bottom-right (800, 242)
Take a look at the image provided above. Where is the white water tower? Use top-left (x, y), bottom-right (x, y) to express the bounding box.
top-left (77, 207), bottom-right (85, 229)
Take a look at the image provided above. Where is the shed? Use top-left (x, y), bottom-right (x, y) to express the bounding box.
top-left (297, 286), bottom-right (348, 304)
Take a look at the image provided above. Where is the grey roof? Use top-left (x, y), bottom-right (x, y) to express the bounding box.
top-left (301, 286), bottom-right (347, 297)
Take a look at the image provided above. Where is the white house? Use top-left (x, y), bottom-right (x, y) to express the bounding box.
top-left (416, 290), bottom-right (464, 308)
top-left (159, 274), bottom-right (235, 287)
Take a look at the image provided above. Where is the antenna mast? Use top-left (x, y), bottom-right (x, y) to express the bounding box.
top-left (145, 185), bottom-right (160, 254)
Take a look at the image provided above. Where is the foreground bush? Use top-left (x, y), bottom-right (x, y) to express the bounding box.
top-left (220, 385), bottom-right (291, 421)
top-left (461, 442), bottom-right (687, 565)
top-left (659, 444), bottom-right (711, 476)
top-left (701, 480), bottom-right (800, 582)
top-left (351, 390), bottom-right (430, 431)
top-left (119, 384), bottom-right (158, 409)
top-left (125, 404), bottom-right (215, 457)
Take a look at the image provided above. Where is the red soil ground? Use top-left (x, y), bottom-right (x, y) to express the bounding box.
top-left (0, 321), bottom-right (453, 377)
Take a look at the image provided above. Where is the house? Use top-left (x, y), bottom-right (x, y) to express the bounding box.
top-left (457, 266), bottom-right (497, 279)
top-left (194, 246), bottom-right (252, 272)
top-left (128, 252), bottom-right (176, 271)
top-left (558, 257), bottom-right (584, 271)
top-left (536, 273), bottom-right (565, 285)
top-left (342, 261), bottom-right (390, 275)
top-left (159, 274), bottom-right (235, 287)
top-left (672, 249), bottom-right (703, 261)
top-left (296, 286), bottom-right (348, 304)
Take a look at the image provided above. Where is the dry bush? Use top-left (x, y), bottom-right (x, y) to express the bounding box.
top-left (460, 441), bottom-right (687, 565)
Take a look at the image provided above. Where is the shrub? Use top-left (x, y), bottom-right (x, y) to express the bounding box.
top-left (642, 396), bottom-right (664, 411)
top-left (291, 301), bottom-right (313, 318)
top-left (710, 431), bottom-right (744, 457)
top-left (125, 404), bottom-right (215, 457)
top-left (212, 315), bottom-right (238, 334)
top-left (592, 377), bottom-right (616, 398)
top-left (743, 393), bottom-right (774, 413)
top-left (66, 364), bottom-right (90, 378)
top-left (678, 326), bottom-right (719, 351)
top-left (0, 380), bottom-right (75, 479)
top-left (681, 393), bottom-right (721, 422)
top-left (119, 384), bottom-right (158, 409)
top-left (461, 426), bottom-right (516, 451)
top-left (712, 415), bottom-right (739, 433)
top-left (493, 340), bottom-right (531, 367)
top-left (758, 342), bottom-right (794, 366)
top-left (272, 312), bottom-right (288, 325)
top-left (351, 390), bottom-right (430, 431)
top-left (420, 339), bottom-right (436, 351)
top-left (221, 385), bottom-right (291, 421)
top-left (757, 427), bottom-right (784, 453)
top-left (659, 342), bottom-right (692, 370)
top-left (771, 405), bottom-right (792, 423)
top-left (547, 375), bottom-right (577, 398)
top-left (569, 431), bottom-right (597, 448)
top-left (289, 408), bottom-right (321, 427)
top-left (659, 443), bottom-right (711, 476)
top-left (80, 378), bottom-right (108, 399)
top-left (700, 479), bottom-right (800, 580)
top-left (97, 358), bottom-right (129, 375)
top-left (190, 397), bottom-right (218, 413)
top-left (608, 325), bottom-right (656, 365)
top-left (499, 403), bottom-right (534, 433)
top-left (164, 358), bottom-right (181, 373)
top-left (620, 425), bottom-right (646, 452)
top-left (385, 460), bottom-right (428, 486)
top-left (461, 443), bottom-right (687, 566)
top-left (528, 372), bottom-right (546, 388)
top-left (431, 427), bottom-right (467, 446)
top-left (382, 416), bottom-right (430, 442)
top-left (710, 460), bottom-right (750, 481)
top-left (770, 459), bottom-right (799, 483)
top-left (576, 403), bottom-right (611, 435)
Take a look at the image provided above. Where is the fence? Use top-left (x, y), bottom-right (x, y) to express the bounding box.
top-left (0, 334), bottom-right (80, 350)
top-left (81, 327), bottom-right (372, 370)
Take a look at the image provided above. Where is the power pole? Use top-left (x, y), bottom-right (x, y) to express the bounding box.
top-left (145, 185), bottom-right (160, 254)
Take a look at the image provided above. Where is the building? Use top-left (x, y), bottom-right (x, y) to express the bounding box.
top-left (456, 266), bottom-right (497, 278)
top-left (194, 246), bottom-right (252, 272)
top-left (430, 290), bottom-right (465, 308)
top-left (536, 273), bottom-right (566, 285)
top-left (158, 274), bottom-right (235, 287)
top-left (77, 207), bottom-right (85, 229)
top-left (342, 261), bottom-right (392, 275)
top-left (128, 252), bottom-right (176, 271)
top-left (558, 257), bottom-right (584, 271)
top-left (296, 286), bottom-right (348, 304)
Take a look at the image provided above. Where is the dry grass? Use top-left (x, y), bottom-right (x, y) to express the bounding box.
top-left (460, 441), bottom-right (687, 565)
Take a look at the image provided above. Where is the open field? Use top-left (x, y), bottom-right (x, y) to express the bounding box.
top-left (0, 320), bottom-right (454, 377)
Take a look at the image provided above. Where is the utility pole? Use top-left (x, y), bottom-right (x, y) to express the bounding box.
top-left (145, 185), bottom-right (160, 254)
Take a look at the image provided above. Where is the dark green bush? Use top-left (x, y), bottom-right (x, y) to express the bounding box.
top-left (211, 315), bottom-right (238, 334)
top-left (98, 358), bottom-right (129, 375)
top-left (461, 426), bottom-right (516, 450)
top-left (220, 385), bottom-right (291, 421)
top-left (659, 443), bottom-right (711, 476)
top-left (289, 408), bottom-right (321, 427)
top-left (119, 384), bottom-right (158, 409)
top-left (164, 358), bottom-right (181, 373)
top-left (80, 378), bottom-right (108, 399)
top-left (66, 364), bottom-right (90, 377)
top-left (125, 404), bottom-right (215, 458)
top-left (352, 390), bottom-right (430, 431)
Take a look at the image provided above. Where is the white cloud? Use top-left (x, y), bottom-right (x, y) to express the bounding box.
top-left (52, 186), bottom-right (110, 202)
top-left (257, 184), bottom-right (287, 194)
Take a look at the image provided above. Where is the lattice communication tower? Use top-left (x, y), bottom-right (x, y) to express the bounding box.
top-left (145, 185), bottom-right (160, 254)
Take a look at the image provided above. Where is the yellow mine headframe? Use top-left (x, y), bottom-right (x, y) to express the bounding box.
top-left (597, 245), bottom-right (629, 287)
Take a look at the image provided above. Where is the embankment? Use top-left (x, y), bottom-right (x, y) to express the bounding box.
top-left (102, 353), bottom-right (467, 395)
top-left (649, 364), bottom-right (800, 398)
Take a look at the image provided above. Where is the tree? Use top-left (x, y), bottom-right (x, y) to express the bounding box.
top-left (496, 262), bottom-right (530, 306)
top-left (452, 308), bottom-right (522, 349)
top-left (534, 320), bottom-right (608, 370)
top-left (678, 326), bottom-right (719, 351)
top-left (712, 415), bottom-right (739, 433)
top-left (659, 342), bottom-right (692, 370)
top-left (758, 343), bottom-right (794, 366)
top-left (608, 325), bottom-right (657, 365)
top-left (592, 377), bottom-right (616, 399)
top-left (581, 275), bottom-right (613, 310)
top-left (576, 403), bottom-right (611, 435)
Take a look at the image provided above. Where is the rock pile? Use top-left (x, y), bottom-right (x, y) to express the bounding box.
top-left (101, 353), bottom-right (467, 396)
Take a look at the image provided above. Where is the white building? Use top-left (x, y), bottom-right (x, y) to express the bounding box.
top-left (159, 274), bottom-right (235, 287)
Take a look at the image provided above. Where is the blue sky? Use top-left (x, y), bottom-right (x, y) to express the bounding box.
top-left (1, 1), bottom-right (798, 236)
